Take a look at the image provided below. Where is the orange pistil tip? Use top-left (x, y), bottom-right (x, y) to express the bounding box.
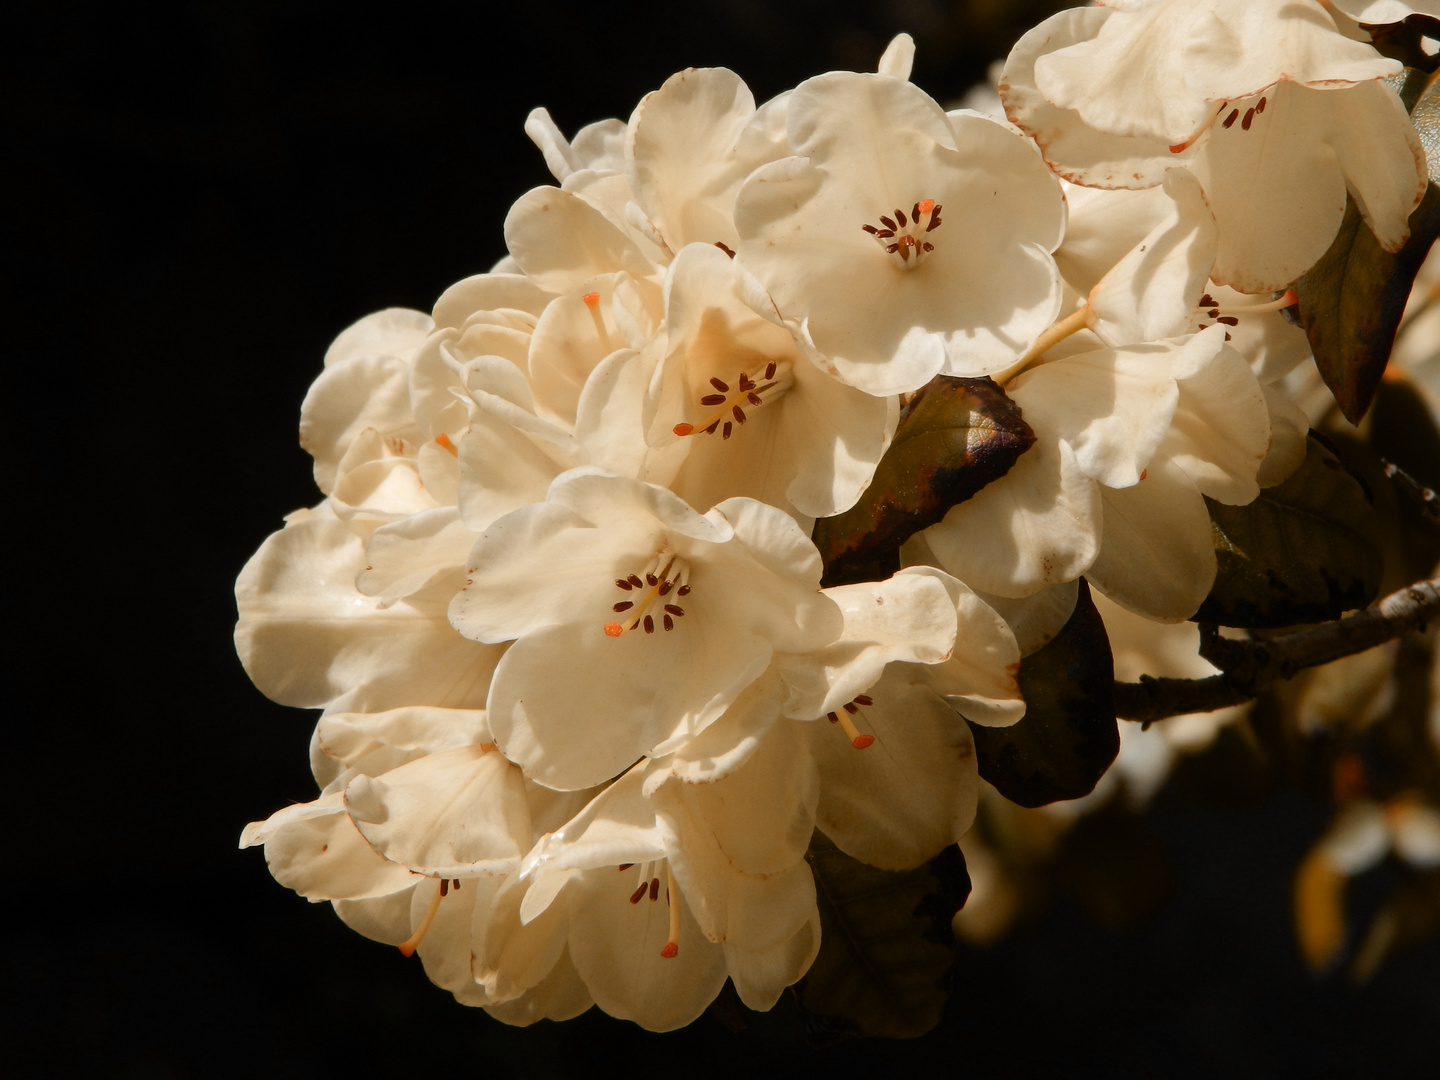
top-left (918, 199), bottom-right (935, 214)
top-left (435, 433), bottom-right (458, 456)
top-left (660, 942), bottom-right (679, 959)
top-left (604, 622), bottom-right (625, 637)
top-left (581, 291), bottom-right (601, 307)
top-left (673, 423), bottom-right (694, 436)
top-left (851, 735), bottom-right (875, 750)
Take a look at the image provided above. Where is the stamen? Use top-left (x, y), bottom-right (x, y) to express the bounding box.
top-left (1206, 289), bottom-right (1298, 321)
top-left (1241, 107), bottom-right (1255, 131)
top-left (581, 291), bottom-right (613, 352)
top-left (397, 881), bottom-right (445, 957)
top-left (1222, 108), bottom-right (1239, 129)
top-left (630, 882), bottom-right (649, 904)
top-left (435, 433), bottom-right (459, 457)
top-left (660, 865), bottom-right (680, 958)
top-left (714, 241), bottom-right (736, 258)
top-left (1169, 99), bottom-right (1227, 153)
top-left (863, 199), bottom-right (943, 269)
top-left (995, 302), bottom-right (1094, 385)
top-left (606, 556), bottom-right (692, 636)
top-left (618, 863), bottom-right (634, 871)
top-left (836, 710), bottom-right (874, 750)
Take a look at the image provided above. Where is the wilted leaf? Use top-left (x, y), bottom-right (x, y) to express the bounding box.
top-left (1195, 435), bottom-right (1383, 628)
top-left (796, 832), bottom-right (967, 1040)
top-left (969, 579), bottom-right (1118, 808)
top-left (1295, 70), bottom-right (1440, 424)
top-left (813, 376), bottom-right (1034, 586)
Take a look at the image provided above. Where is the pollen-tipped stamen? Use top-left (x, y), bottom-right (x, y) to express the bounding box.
top-left (672, 363), bottom-right (792, 438)
top-left (397, 880), bottom-right (446, 957)
top-left (660, 864), bottom-right (681, 959)
top-left (863, 199), bottom-right (941, 269)
top-left (581, 291), bottom-right (614, 353)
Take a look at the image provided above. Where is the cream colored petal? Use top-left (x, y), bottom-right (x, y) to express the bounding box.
top-left (724, 907), bottom-right (821, 1011)
top-left (345, 745), bottom-right (532, 878)
top-left (301, 352), bottom-right (422, 494)
top-left (1086, 454), bottom-right (1217, 621)
top-left (1320, 78), bottom-right (1428, 254)
top-left (432, 273), bottom-right (554, 330)
top-left (1164, 333), bottom-right (1270, 503)
top-left (923, 436), bottom-right (1101, 598)
top-left (323, 307), bottom-right (433, 368)
top-left (1185, 0), bottom-right (1399, 101)
top-left (316, 706), bottom-right (491, 764)
top-left (1088, 168), bottom-right (1218, 346)
top-left (236, 514), bottom-right (501, 711)
top-left (1011, 344), bottom-right (1181, 490)
top-left (1256, 383), bottom-right (1310, 488)
top-left (809, 676), bottom-right (979, 871)
top-left (627, 67), bottom-right (759, 252)
top-left (1318, 801), bottom-right (1390, 874)
top-left (1001, 7), bottom-right (1175, 189)
top-left (504, 186), bottom-right (654, 293)
top-left (358, 507), bottom-right (475, 603)
top-left (245, 795), bottom-right (417, 901)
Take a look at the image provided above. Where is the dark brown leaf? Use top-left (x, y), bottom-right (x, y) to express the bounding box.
top-left (795, 833), bottom-right (967, 1040)
top-left (1295, 68), bottom-right (1440, 423)
top-left (812, 376), bottom-right (1034, 586)
top-left (1195, 435), bottom-right (1384, 627)
top-left (970, 579), bottom-right (1118, 808)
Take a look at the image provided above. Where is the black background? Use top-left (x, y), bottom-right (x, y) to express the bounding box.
top-left (8, 1), bottom-right (1438, 1075)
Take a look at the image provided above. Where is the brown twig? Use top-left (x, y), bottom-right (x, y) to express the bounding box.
top-left (1113, 577), bottom-right (1440, 726)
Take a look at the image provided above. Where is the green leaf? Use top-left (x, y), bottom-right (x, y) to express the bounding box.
top-left (1195, 435), bottom-right (1384, 628)
top-left (812, 376), bottom-right (1034, 586)
top-left (969, 579), bottom-right (1118, 808)
top-left (795, 832), bottom-right (967, 1040)
top-left (1295, 69), bottom-right (1440, 424)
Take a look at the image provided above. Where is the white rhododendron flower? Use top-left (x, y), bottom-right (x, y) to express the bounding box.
top-left (448, 469), bottom-right (844, 790)
top-left (1002, 0), bottom-right (1428, 291)
top-left (736, 71), bottom-right (1066, 395)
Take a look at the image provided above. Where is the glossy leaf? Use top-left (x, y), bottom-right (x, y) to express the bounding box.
top-left (1195, 435), bottom-right (1384, 628)
top-left (796, 832), bottom-right (967, 1040)
top-left (1296, 70), bottom-right (1440, 424)
top-left (969, 580), bottom-right (1118, 808)
top-left (813, 376), bottom-right (1034, 586)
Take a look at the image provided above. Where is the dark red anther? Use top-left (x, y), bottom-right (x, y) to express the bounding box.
top-left (710, 377), bottom-right (729, 392)
top-left (615, 578), bottom-right (633, 591)
top-left (664, 604), bottom-right (684, 616)
top-left (880, 215), bottom-right (897, 231)
top-left (650, 878), bottom-right (660, 901)
top-left (722, 421), bottom-right (733, 439)
top-left (1222, 108), bottom-right (1239, 128)
top-left (705, 420), bottom-right (719, 434)
top-left (630, 883), bottom-right (649, 904)
top-left (452, 880), bottom-right (460, 890)
top-left (854, 694), bottom-right (874, 706)
top-left (912, 202), bottom-right (921, 221)
top-left (922, 242), bottom-right (934, 252)
top-left (739, 374), bottom-right (755, 391)
top-left (440, 879), bottom-right (450, 897)
top-left (714, 241), bottom-right (736, 257)
top-left (1256, 96), bottom-right (1266, 113)
top-left (613, 601), bottom-right (634, 612)
top-left (618, 863), bottom-right (634, 871)
top-left (646, 573), bottom-right (658, 586)
top-left (1241, 108), bottom-right (1254, 131)
top-left (701, 393), bottom-right (726, 406)
top-left (643, 616), bottom-right (655, 634)
top-left (765, 361), bottom-right (777, 379)
top-left (926, 207), bottom-right (943, 231)
top-left (895, 208), bottom-right (907, 226)
top-left (747, 392), bottom-right (763, 406)
top-left (658, 580), bottom-right (673, 596)
top-left (843, 702), bottom-right (859, 714)
top-left (677, 584), bottom-right (691, 596)
top-left (663, 614), bottom-right (674, 631)
top-left (827, 712), bottom-right (839, 723)
top-left (1199, 293), bottom-right (1215, 307)
top-left (862, 224), bottom-right (879, 235)
top-left (628, 574), bottom-right (644, 589)
top-left (1217, 315), bottom-right (1239, 326)
top-left (732, 405), bottom-right (746, 424)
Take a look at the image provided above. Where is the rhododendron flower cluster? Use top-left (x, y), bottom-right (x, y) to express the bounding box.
top-left (238, 4), bottom-right (1434, 1033)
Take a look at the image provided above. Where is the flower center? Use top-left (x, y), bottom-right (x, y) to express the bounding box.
top-left (581, 291), bottom-right (615, 353)
top-left (671, 360), bottom-right (794, 440)
top-left (826, 694), bottom-right (877, 749)
top-left (619, 859), bottom-right (682, 958)
top-left (604, 553), bottom-right (692, 637)
top-left (862, 199), bottom-right (941, 270)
